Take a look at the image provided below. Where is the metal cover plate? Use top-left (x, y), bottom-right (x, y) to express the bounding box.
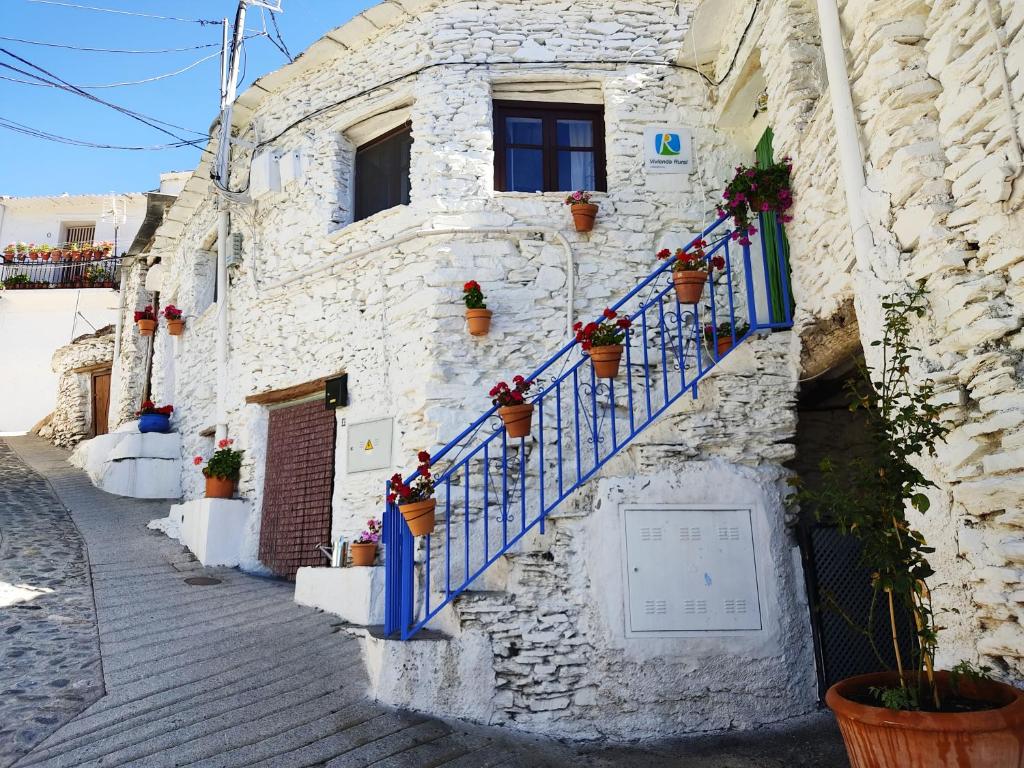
top-left (624, 507), bottom-right (762, 634)
top-left (345, 417), bottom-right (393, 474)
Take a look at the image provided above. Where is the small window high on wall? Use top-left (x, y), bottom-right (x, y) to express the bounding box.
top-left (354, 123), bottom-right (412, 221)
top-left (493, 101), bottom-right (606, 193)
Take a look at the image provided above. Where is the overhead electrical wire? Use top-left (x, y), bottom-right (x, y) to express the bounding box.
top-left (0, 34), bottom-right (224, 54)
top-left (0, 50), bottom-right (221, 89)
top-left (25, 0), bottom-right (219, 25)
top-left (0, 115), bottom-right (199, 149)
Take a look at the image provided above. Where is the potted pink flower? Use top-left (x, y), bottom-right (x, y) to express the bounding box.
top-left (349, 518), bottom-right (382, 566)
top-left (565, 190), bottom-right (598, 232)
top-left (194, 438), bottom-right (244, 499)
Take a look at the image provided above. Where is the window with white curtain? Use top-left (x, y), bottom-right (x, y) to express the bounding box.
top-left (493, 101), bottom-right (606, 193)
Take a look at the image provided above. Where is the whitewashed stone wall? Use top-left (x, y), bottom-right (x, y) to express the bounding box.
top-left (110, 257), bottom-right (155, 428)
top-left (139, 0), bottom-right (819, 740)
top-left (39, 327), bottom-right (114, 447)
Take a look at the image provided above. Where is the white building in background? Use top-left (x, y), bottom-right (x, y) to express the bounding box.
top-left (0, 173), bottom-right (188, 434)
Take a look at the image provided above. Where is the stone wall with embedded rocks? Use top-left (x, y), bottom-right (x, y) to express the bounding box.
top-left (39, 327), bottom-right (114, 447)
top-left (134, 0), bottom-right (818, 741)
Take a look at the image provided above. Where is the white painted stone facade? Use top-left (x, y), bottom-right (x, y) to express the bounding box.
top-left (37, 326), bottom-right (114, 446)
top-left (118, 0), bottom-right (1024, 742)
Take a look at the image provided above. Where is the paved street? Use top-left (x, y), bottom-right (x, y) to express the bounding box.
top-left (1, 436), bottom-right (848, 767)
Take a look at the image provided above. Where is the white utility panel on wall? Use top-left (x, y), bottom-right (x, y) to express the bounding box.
top-left (623, 507), bottom-right (762, 635)
top-left (345, 417), bottom-right (393, 474)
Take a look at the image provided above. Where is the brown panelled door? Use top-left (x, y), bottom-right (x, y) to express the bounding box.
top-left (91, 370), bottom-right (111, 437)
top-left (258, 398), bottom-right (337, 579)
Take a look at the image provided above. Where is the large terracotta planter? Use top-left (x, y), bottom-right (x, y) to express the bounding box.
top-left (398, 498), bottom-right (436, 537)
top-left (166, 319), bottom-right (185, 336)
top-left (827, 671), bottom-right (1024, 768)
top-left (465, 308), bottom-right (492, 336)
top-left (570, 203), bottom-right (598, 232)
top-left (590, 344), bottom-right (623, 378)
top-left (673, 270), bottom-right (708, 303)
top-left (499, 403), bottom-right (534, 439)
top-left (349, 542), bottom-right (378, 566)
top-left (137, 318), bottom-right (156, 336)
top-left (205, 475), bottom-right (237, 499)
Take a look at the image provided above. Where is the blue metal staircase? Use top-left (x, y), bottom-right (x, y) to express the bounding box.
top-left (384, 212), bottom-right (793, 639)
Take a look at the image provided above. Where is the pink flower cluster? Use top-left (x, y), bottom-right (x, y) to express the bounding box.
top-left (354, 518), bottom-right (383, 545)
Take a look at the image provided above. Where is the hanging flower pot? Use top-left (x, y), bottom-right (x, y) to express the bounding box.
top-left (704, 321), bottom-right (749, 360)
top-left (574, 308), bottom-right (631, 379)
top-left (398, 498), bottom-right (436, 536)
top-left (389, 453), bottom-right (437, 537)
top-left (657, 243), bottom-right (724, 304)
top-left (490, 376), bottom-right (535, 438)
top-left (162, 304), bottom-right (184, 336)
top-left (589, 345), bottom-right (624, 378)
top-left (462, 280), bottom-right (492, 336)
top-left (196, 439), bottom-right (244, 499)
top-left (134, 305), bottom-right (157, 336)
top-left (565, 191), bottom-right (598, 232)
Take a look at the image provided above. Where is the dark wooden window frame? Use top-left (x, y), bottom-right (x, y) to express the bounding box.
top-left (354, 121), bottom-right (413, 222)
top-left (493, 100), bottom-right (607, 193)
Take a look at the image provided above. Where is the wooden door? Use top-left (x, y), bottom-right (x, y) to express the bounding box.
top-left (258, 399), bottom-right (337, 579)
top-left (91, 370), bottom-right (111, 437)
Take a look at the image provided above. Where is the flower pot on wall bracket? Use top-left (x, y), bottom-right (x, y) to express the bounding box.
top-left (205, 476), bottom-right (237, 499)
top-left (349, 542), bottom-right (377, 566)
top-left (498, 403), bottom-right (534, 439)
top-left (138, 413), bottom-right (171, 433)
top-left (827, 671), bottom-right (1024, 768)
top-left (570, 203), bottom-right (598, 232)
top-left (465, 308), bottom-right (492, 336)
top-left (672, 270), bottom-right (707, 304)
top-left (398, 498), bottom-right (436, 537)
top-left (167, 319), bottom-right (185, 336)
top-left (137, 319), bottom-right (157, 336)
top-left (589, 344), bottom-right (623, 378)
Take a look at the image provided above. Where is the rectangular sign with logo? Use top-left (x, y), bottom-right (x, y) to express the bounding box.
top-left (643, 126), bottom-right (693, 174)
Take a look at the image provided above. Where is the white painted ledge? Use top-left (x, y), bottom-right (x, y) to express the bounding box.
top-left (70, 431), bottom-right (182, 499)
top-left (294, 566), bottom-right (386, 626)
top-left (171, 498), bottom-right (250, 567)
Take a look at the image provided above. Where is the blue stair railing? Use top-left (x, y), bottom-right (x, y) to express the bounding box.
top-left (384, 213), bottom-right (793, 639)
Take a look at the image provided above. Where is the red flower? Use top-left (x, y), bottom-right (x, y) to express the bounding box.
top-left (602, 308), bottom-right (616, 319)
top-left (387, 493), bottom-right (397, 504)
top-left (656, 248), bottom-right (671, 259)
top-left (617, 317), bottom-right (631, 329)
top-left (193, 456), bottom-right (203, 466)
top-left (417, 450), bottom-right (430, 463)
top-left (512, 375), bottom-right (524, 384)
top-left (463, 280), bottom-right (480, 292)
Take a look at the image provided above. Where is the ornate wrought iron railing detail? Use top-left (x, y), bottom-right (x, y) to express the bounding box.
top-left (1, 255), bottom-right (121, 290)
top-left (384, 213), bottom-right (793, 639)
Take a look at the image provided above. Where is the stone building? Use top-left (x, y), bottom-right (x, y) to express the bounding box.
top-left (37, 326), bottom-right (115, 447)
top-left (111, 0), bottom-right (1023, 742)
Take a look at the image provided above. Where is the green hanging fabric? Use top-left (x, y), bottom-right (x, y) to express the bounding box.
top-left (755, 127), bottom-right (792, 323)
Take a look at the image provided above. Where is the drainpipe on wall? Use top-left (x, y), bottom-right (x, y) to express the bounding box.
top-left (108, 254), bottom-right (131, 429)
top-left (215, 202), bottom-right (230, 443)
top-left (816, 0), bottom-right (875, 274)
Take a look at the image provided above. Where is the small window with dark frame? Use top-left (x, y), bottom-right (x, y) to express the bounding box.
top-left (354, 122), bottom-right (412, 222)
top-left (493, 101), bottom-right (606, 193)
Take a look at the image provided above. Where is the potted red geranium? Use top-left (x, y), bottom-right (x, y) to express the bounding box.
top-left (388, 452), bottom-right (435, 536)
top-left (162, 304), bottom-right (185, 336)
top-left (136, 401), bottom-right (173, 433)
top-left (565, 190), bottom-right (598, 232)
top-left (704, 321), bottom-right (750, 358)
top-left (135, 305), bottom-right (157, 336)
top-left (349, 518), bottom-right (382, 566)
top-left (194, 438), bottom-right (244, 499)
top-left (463, 280), bottom-right (492, 336)
top-left (657, 241), bottom-right (725, 304)
top-left (574, 308), bottom-right (631, 378)
top-left (490, 376), bottom-right (535, 438)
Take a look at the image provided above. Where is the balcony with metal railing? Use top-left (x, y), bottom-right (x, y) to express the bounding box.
top-left (1, 243), bottom-right (121, 290)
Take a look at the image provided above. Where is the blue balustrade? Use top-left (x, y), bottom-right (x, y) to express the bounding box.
top-left (384, 213), bottom-right (793, 639)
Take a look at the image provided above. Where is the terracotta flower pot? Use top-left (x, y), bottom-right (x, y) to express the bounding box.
top-left (673, 270), bottom-right (708, 304)
top-left (499, 403), bottom-right (534, 439)
top-left (167, 319), bottom-right (185, 336)
top-left (570, 203), bottom-right (598, 232)
top-left (590, 344), bottom-right (623, 378)
top-left (465, 308), bottom-right (492, 336)
top-left (827, 671), bottom-right (1024, 768)
top-left (716, 337), bottom-right (732, 358)
top-left (205, 475), bottom-right (237, 499)
top-left (137, 318), bottom-right (157, 336)
top-left (398, 498), bottom-right (436, 537)
top-left (349, 542), bottom-right (378, 566)
top-left (42, 253), bottom-right (50, 262)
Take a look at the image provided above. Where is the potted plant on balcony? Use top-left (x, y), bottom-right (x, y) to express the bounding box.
top-left (574, 308), bottom-right (631, 378)
top-left (463, 280), bottom-right (492, 336)
top-left (704, 321), bottom-right (750, 358)
top-left (658, 242), bottom-right (725, 304)
top-left (162, 304), bottom-right (185, 336)
top-left (4, 275), bottom-right (28, 290)
top-left (793, 286), bottom-right (1024, 767)
top-left (349, 518), bottom-right (382, 566)
top-left (490, 376), bottom-right (535, 438)
top-left (136, 401), bottom-right (173, 433)
top-left (2, 243), bottom-right (13, 263)
top-left (195, 438), bottom-right (244, 499)
top-left (388, 452), bottom-right (436, 536)
top-left (565, 190), bottom-right (598, 232)
top-left (135, 305), bottom-right (157, 336)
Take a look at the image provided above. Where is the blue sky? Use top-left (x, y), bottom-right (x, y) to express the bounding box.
top-left (0, 0), bottom-right (376, 197)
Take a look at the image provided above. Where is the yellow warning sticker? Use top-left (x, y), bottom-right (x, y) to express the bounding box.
top-left (364, 440), bottom-right (374, 452)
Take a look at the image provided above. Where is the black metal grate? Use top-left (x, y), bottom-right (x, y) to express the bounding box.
top-left (801, 524), bottom-right (917, 697)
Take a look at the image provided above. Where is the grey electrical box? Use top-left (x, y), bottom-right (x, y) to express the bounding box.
top-left (345, 418), bottom-right (393, 474)
top-left (624, 507), bottom-right (762, 635)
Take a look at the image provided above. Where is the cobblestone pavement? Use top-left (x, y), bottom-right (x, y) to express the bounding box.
top-left (0, 441), bottom-right (103, 767)
top-left (3, 436), bottom-right (848, 768)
